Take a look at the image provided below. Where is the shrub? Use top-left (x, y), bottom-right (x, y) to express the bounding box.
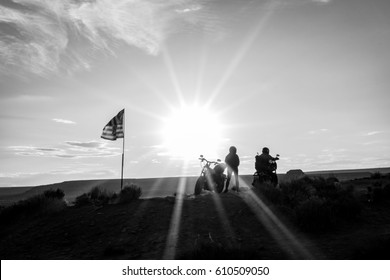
top-left (280, 177), bottom-right (316, 208)
top-left (118, 184), bottom-right (142, 204)
top-left (313, 177), bottom-right (339, 199)
top-left (0, 194), bottom-right (66, 225)
top-left (74, 193), bottom-right (91, 207)
top-left (43, 188), bottom-right (65, 199)
top-left (367, 183), bottom-right (390, 204)
top-left (371, 172), bottom-right (382, 179)
top-left (89, 186), bottom-right (103, 200)
top-left (74, 186), bottom-right (117, 207)
top-left (274, 176), bottom-right (362, 231)
top-left (383, 184), bottom-right (390, 199)
top-left (253, 182), bottom-right (282, 205)
top-left (330, 194), bottom-right (361, 220)
top-left (38, 196), bottom-right (67, 214)
top-left (295, 196), bottom-right (332, 231)
top-left (372, 186), bottom-right (387, 203)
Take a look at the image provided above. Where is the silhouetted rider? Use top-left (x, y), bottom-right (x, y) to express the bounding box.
top-left (255, 147), bottom-right (278, 185)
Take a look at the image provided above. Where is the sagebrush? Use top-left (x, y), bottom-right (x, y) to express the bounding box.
top-left (74, 186), bottom-right (117, 207)
top-left (74, 184), bottom-right (141, 207)
top-left (0, 188), bottom-right (66, 225)
top-left (118, 184), bottom-right (142, 204)
top-left (254, 176), bottom-right (362, 231)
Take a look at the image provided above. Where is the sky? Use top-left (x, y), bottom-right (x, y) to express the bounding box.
top-left (0, 0), bottom-right (389, 187)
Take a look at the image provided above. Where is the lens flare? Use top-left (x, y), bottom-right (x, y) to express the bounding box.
top-left (161, 104), bottom-right (224, 160)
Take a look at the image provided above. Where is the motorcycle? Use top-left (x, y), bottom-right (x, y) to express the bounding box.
top-left (194, 155), bottom-right (226, 195)
top-left (253, 153), bottom-right (280, 187)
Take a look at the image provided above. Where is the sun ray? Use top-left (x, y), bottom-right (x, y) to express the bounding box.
top-left (124, 103), bottom-right (167, 121)
top-left (206, 0), bottom-right (280, 107)
top-left (216, 88), bottom-right (267, 117)
top-left (121, 64), bottom-right (177, 112)
top-left (139, 169), bottom-right (174, 198)
top-left (237, 178), bottom-right (324, 259)
top-left (163, 166), bottom-right (188, 259)
top-left (193, 39), bottom-right (210, 104)
top-left (161, 44), bottom-right (186, 106)
top-left (210, 192), bottom-right (237, 240)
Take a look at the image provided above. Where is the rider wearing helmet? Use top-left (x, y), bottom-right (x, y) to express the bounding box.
top-left (224, 146), bottom-right (240, 193)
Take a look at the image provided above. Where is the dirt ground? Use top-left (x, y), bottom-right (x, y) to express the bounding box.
top-left (1, 178), bottom-right (390, 260)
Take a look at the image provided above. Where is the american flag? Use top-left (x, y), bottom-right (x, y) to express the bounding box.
top-left (101, 109), bottom-right (124, 140)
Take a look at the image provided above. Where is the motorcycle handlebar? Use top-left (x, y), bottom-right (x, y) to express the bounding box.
top-left (256, 153), bottom-right (280, 161)
top-left (199, 157), bottom-right (220, 165)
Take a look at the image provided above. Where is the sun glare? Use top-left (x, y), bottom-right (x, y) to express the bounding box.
top-left (161, 105), bottom-right (224, 160)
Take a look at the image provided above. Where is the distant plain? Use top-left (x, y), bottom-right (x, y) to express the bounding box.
top-left (1, 167), bottom-right (389, 206)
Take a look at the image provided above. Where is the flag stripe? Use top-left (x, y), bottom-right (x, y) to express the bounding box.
top-left (101, 109), bottom-right (124, 141)
top-left (102, 128), bottom-right (124, 133)
top-left (102, 125), bottom-right (123, 131)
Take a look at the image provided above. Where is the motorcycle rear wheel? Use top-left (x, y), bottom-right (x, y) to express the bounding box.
top-left (194, 176), bottom-right (205, 195)
top-left (254, 172), bottom-right (277, 188)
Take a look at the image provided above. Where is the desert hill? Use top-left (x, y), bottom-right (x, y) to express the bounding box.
top-left (1, 174), bottom-right (390, 260)
top-left (1, 167), bottom-right (388, 207)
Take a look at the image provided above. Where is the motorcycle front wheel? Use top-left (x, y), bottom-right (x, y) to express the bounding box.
top-left (194, 176), bottom-right (205, 195)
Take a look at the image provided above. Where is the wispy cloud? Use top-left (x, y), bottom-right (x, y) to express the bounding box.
top-left (52, 118), bottom-right (76, 124)
top-left (176, 5), bottom-right (202, 14)
top-left (8, 140), bottom-right (120, 158)
top-left (282, 0), bottom-right (332, 7)
top-left (8, 146), bottom-right (64, 157)
top-left (365, 131), bottom-right (384, 136)
top-left (0, 0), bottom-right (216, 77)
top-left (311, 0), bottom-right (332, 4)
top-left (65, 140), bottom-right (105, 149)
top-left (308, 128), bottom-right (329, 135)
top-left (6, 95), bottom-right (52, 103)
top-left (64, 140), bottom-right (121, 158)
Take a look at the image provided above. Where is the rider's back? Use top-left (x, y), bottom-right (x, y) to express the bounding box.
top-left (255, 153), bottom-right (273, 173)
top-left (225, 153), bottom-right (239, 170)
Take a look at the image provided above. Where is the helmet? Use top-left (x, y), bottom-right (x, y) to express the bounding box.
top-left (229, 146), bottom-right (237, 154)
top-left (262, 147), bottom-right (269, 154)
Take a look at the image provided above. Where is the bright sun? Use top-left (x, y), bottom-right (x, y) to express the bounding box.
top-left (161, 105), bottom-right (224, 160)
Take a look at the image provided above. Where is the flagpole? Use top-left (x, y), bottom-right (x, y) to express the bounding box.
top-left (121, 109), bottom-right (125, 191)
top-left (101, 109), bottom-right (125, 192)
